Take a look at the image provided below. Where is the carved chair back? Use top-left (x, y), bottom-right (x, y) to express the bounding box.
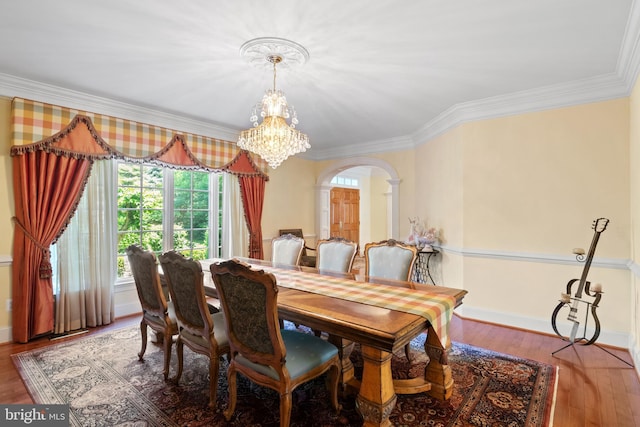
top-left (316, 237), bottom-right (359, 273)
top-left (271, 233), bottom-right (304, 266)
top-left (364, 239), bottom-right (418, 281)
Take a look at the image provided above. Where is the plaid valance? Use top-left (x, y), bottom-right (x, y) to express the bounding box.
top-left (9, 97), bottom-right (269, 178)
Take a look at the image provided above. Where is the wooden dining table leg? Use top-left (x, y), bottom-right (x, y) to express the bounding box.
top-left (327, 334), bottom-right (359, 395)
top-left (423, 324), bottom-right (453, 400)
top-left (355, 345), bottom-right (397, 427)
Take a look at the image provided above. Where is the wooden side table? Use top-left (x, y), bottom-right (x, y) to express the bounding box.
top-left (412, 247), bottom-right (439, 285)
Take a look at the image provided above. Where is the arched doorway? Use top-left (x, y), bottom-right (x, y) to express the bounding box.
top-left (315, 157), bottom-right (400, 242)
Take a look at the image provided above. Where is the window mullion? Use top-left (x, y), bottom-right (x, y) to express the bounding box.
top-left (117, 163), bottom-right (221, 279)
top-left (163, 168), bottom-right (174, 253)
top-left (209, 173), bottom-right (217, 257)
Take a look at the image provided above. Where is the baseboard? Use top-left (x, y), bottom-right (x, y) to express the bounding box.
top-left (0, 302), bottom-right (142, 344)
top-left (630, 339), bottom-right (640, 377)
top-left (114, 302), bottom-right (142, 319)
top-left (457, 305), bottom-right (630, 348)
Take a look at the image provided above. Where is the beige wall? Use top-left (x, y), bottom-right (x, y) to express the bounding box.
top-left (414, 126), bottom-right (465, 288)
top-left (369, 174), bottom-right (390, 243)
top-left (1, 88), bottom-right (638, 359)
top-left (411, 98), bottom-right (633, 347)
top-left (462, 100), bottom-right (629, 254)
top-left (357, 174), bottom-right (372, 247)
top-left (261, 156), bottom-right (318, 261)
top-left (370, 150), bottom-right (417, 240)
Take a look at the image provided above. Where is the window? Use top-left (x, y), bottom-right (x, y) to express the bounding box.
top-left (116, 162), bottom-right (222, 278)
top-left (330, 175), bottom-right (359, 187)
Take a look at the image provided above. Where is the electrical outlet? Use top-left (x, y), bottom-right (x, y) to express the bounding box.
top-left (6, 299), bottom-right (11, 312)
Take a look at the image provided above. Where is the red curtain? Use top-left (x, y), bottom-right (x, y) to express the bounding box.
top-left (10, 112), bottom-right (269, 342)
top-left (239, 176), bottom-right (266, 259)
top-left (12, 151), bottom-right (92, 343)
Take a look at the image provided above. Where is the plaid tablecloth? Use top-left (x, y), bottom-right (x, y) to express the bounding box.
top-left (205, 259), bottom-right (456, 348)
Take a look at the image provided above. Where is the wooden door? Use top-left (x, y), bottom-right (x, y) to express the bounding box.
top-left (330, 187), bottom-right (360, 244)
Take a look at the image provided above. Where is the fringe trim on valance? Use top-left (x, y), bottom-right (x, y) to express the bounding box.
top-left (220, 150), bottom-right (270, 180)
top-left (147, 134), bottom-right (209, 169)
top-left (10, 115), bottom-right (126, 161)
top-left (11, 114), bottom-right (269, 181)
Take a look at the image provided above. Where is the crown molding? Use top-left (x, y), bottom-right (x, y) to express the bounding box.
top-left (0, 68), bottom-right (634, 164)
top-left (327, 0), bottom-right (640, 158)
top-left (0, 72), bottom-right (241, 142)
top-left (619, 0), bottom-right (640, 92)
top-left (308, 135), bottom-right (415, 161)
top-left (409, 0), bottom-right (640, 148)
top-left (411, 72), bottom-right (629, 145)
top-left (314, 67), bottom-right (633, 160)
top-left (2, 0), bottom-right (639, 161)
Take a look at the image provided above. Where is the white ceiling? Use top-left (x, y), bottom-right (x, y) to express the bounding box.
top-left (0, 1), bottom-right (637, 161)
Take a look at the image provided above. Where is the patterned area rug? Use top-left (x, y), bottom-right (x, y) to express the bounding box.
top-left (12, 325), bottom-right (557, 426)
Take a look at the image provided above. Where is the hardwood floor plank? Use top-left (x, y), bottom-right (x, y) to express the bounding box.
top-left (629, 388), bottom-right (640, 419)
top-left (1, 313), bottom-right (638, 426)
top-left (554, 365), bottom-right (572, 426)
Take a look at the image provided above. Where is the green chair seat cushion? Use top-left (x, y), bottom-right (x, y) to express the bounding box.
top-left (143, 300), bottom-right (177, 330)
top-left (179, 312), bottom-right (229, 348)
top-left (235, 329), bottom-right (338, 380)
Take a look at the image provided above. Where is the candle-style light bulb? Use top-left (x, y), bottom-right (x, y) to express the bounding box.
top-left (591, 283), bottom-right (603, 293)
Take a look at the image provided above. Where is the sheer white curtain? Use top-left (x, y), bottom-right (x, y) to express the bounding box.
top-left (52, 160), bottom-right (117, 333)
top-left (221, 173), bottom-right (249, 258)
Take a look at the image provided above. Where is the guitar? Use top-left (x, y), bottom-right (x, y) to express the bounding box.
top-left (551, 217), bottom-right (608, 345)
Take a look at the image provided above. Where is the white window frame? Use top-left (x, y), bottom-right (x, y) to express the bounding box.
top-left (115, 161), bottom-right (222, 286)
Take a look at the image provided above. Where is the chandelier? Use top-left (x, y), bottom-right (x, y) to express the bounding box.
top-left (238, 41), bottom-right (310, 169)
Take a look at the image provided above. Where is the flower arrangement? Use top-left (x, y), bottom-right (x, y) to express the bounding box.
top-left (406, 217), bottom-right (439, 249)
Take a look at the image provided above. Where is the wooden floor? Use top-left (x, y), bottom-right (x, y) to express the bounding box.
top-left (1, 314), bottom-right (639, 426)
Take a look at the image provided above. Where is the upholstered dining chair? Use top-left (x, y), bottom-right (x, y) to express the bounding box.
top-left (278, 228), bottom-right (316, 267)
top-left (210, 259), bottom-right (342, 427)
top-left (157, 251), bottom-right (230, 408)
top-left (364, 239), bottom-right (419, 281)
top-left (271, 233), bottom-right (305, 266)
top-left (364, 239), bottom-right (420, 360)
top-left (315, 237), bottom-right (359, 273)
top-left (126, 245), bottom-right (178, 381)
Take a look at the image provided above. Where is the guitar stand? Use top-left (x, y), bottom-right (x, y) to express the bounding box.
top-left (551, 299), bottom-right (634, 368)
top-left (553, 340), bottom-right (634, 368)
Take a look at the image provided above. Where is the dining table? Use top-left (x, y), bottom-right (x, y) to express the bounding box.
top-left (200, 257), bottom-right (467, 427)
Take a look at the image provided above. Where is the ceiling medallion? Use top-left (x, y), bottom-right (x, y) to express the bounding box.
top-left (240, 37), bottom-right (310, 71)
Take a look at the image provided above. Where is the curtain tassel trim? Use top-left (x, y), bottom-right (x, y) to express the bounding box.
top-left (12, 217), bottom-right (53, 279)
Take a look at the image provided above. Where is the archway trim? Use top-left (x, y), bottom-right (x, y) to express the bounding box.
top-left (315, 157), bottom-right (400, 241)
top-left (316, 156), bottom-right (399, 186)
